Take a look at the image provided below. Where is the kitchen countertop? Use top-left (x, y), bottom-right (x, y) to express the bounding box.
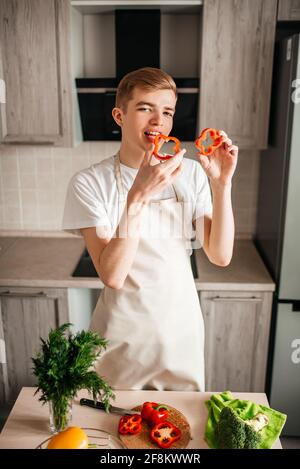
top-left (194, 240), bottom-right (275, 291)
top-left (0, 387), bottom-right (281, 449)
top-left (0, 235), bottom-right (275, 291)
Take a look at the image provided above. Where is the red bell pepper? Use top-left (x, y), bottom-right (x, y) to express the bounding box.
top-left (141, 402), bottom-right (158, 421)
top-left (153, 134), bottom-right (181, 160)
top-left (150, 421), bottom-right (181, 449)
top-left (195, 127), bottom-right (224, 155)
top-left (118, 414), bottom-right (142, 435)
top-left (141, 402), bottom-right (169, 426)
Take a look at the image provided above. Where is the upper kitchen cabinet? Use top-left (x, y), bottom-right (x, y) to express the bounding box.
top-left (278, 0), bottom-right (300, 20)
top-left (199, 0), bottom-right (277, 149)
top-left (0, 0), bottom-right (73, 146)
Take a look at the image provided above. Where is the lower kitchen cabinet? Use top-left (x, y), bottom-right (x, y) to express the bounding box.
top-left (200, 290), bottom-right (273, 393)
top-left (0, 287), bottom-right (69, 405)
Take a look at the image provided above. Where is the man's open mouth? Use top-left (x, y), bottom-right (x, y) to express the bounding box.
top-left (144, 131), bottom-right (161, 137)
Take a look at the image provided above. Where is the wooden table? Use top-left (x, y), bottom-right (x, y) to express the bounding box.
top-left (0, 388), bottom-right (282, 449)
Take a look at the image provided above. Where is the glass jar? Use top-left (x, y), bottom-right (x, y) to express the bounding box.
top-left (49, 398), bottom-right (72, 434)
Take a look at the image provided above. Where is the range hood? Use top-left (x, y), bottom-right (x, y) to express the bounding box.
top-left (76, 9), bottom-right (199, 141)
top-left (115, 9), bottom-right (161, 79)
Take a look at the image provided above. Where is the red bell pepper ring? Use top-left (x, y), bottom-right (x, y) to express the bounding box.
top-left (118, 414), bottom-right (142, 435)
top-left (141, 402), bottom-right (169, 426)
top-left (150, 421), bottom-right (181, 449)
top-left (153, 134), bottom-right (181, 160)
top-left (195, 127), bottom-right (224, 155)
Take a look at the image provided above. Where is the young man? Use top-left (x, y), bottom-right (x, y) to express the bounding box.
top-left (63, 67), bottom-right (238, 391)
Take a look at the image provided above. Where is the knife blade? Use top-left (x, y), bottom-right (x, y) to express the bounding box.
top-left (80, 398), bottom-right (140, 416)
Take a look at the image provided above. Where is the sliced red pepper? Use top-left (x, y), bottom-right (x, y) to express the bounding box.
top-left (195, 127), bottom-right (224, 155)
top-left (153, 134), bottom-right (181, 160)
top-left (118, 414), bottom-right (142, 435)
top-left (141, 402), bottom-right (169, 426)
top-left (150, 421), bottom-right (181, 449)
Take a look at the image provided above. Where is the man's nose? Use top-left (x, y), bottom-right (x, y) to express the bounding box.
top-left (149, 111), bottom-right (164, 126)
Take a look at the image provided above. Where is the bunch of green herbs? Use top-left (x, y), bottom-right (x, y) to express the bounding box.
top-left (32, 323), bottom-right (115, 430)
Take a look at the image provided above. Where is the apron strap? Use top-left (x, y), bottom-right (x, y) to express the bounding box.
top-left (114, 153), bottom-right (127, 203)
top-left (172, 182), bottom-right (184, 203)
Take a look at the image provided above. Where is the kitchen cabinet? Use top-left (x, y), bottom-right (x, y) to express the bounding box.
top-left (0, 287), bottom-right (69, 405)
top-left (278, 0), bottom-right (300, 20)
top-left (0, 42), bottom-right (5, 142)
top-left (200, 290), bottom-right (273, 392)
top-left (0, 0), bottom-right (279, 149)
top-left (0, 0), bottom-right (73, 146)
top-left (199, 0), bottom-right (277, 149)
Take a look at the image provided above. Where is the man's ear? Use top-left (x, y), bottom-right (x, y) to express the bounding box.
top-left (112, 107), bottom-right (123, 127)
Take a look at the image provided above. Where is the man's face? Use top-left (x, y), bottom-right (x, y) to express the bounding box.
top-left (115, 87), bottom-right (177, 152)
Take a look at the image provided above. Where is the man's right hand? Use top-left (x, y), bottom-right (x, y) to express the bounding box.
top-left (129, 145), bottom-right (186, 203)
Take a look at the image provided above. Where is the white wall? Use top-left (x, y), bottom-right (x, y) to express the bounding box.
top-left (83, 14), bottom-right (116, 77)
top-left (0, 141), bottom-right (259, 236)
top-left (161, 14), bottom-right (200, 77)
top-left (68, 287), bottom-right (102, 333)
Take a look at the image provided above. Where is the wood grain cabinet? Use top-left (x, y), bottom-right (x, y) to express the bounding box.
top-left (278, 0), bottom-right (300, 20)
top-left (200, 290), bottom-right (273, 392)
top-left (0, 287), bottom-right (69, 405)
top-left (199, 0), bottom-right (277, 149)
top-left (0, 0), bottom-right (72, 146)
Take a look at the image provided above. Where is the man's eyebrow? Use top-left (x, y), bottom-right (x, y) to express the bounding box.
top-left (135, 101), bottom-right (175, 111)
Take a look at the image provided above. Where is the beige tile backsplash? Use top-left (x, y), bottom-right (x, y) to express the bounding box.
top-left (0, 142), bottom-right (259, 236)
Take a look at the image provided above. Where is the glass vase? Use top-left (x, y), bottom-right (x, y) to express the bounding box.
top-left (49, 398), bottom-right (73, 434)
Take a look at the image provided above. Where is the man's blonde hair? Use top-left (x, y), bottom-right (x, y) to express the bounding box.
top-left (116, 67), bottom-right (177, 112)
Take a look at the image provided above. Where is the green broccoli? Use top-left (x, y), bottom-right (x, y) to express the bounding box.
top-left (243, 424), bottom-right (262, 449)
top-left (216, 407), bottom-right (268, 449)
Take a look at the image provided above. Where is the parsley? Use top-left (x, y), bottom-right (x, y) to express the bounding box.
top-left (32, 323), bottom-right (115, 430)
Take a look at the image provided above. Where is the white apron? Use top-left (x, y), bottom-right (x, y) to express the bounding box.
top-left (90, 154), bottom-right (205, 391)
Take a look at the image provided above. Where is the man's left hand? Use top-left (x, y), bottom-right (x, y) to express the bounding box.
top-left (197, 130), bottom-right (238, 186)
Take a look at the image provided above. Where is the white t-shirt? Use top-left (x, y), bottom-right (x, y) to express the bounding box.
top-left (62, 155), bottom-right (212, 240)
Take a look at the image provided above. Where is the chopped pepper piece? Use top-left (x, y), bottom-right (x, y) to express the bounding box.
top-left (118, 414), bottom-right (142, 435)
top-left (150, 421), bottom-right (181, 449)
top-left (141, 402), bottom-right (169, 426)
top-left (195, 127), bottom-right (224, 155)
top-left (153, 134), bottom-right (181, 160)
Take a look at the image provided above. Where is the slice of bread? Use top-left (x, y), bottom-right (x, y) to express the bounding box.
top-left (119, 404), bottom-right (191, 449)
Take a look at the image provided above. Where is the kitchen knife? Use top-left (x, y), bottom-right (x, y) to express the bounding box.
top-left (80, 398), bottom-right (140, 416)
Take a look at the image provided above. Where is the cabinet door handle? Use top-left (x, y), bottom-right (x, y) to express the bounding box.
top-left (0, 290), bottom-right (48, 298)
top-left (211, 296), bottom-right (262, 303)
top-left (0, 339), bottom-right (6, 364)
top-left (0, 78), bottom-right (5, 104)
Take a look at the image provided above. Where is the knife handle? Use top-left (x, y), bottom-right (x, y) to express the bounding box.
top-left (80, 398), bottom-right (105, 410)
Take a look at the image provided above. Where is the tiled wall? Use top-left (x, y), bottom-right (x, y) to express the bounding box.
top-left (0, 142), bottom-right (259, 236)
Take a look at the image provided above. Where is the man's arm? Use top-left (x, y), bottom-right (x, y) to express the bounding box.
top-left (193, 130), bottom-right (238, 267)
top-left (193, 181), bottom-right (234, 266)
top-left (80, 148), bottom-right (184, 289)
top-left (81, 190), bottom-right (145, 290)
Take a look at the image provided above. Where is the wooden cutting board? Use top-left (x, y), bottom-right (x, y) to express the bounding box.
top-left (119, 404), bottom-right (192, 449)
